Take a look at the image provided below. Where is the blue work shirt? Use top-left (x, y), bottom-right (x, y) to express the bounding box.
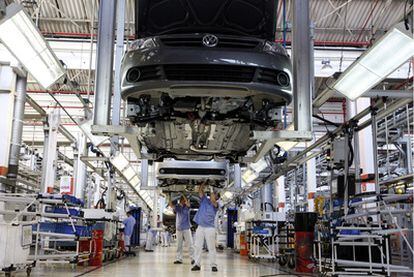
top-left (123, 215), bottom-right (136, 236)
top-left (174, 204), bottom-right (191, 231)
top-left (194, 196), bottom-right (218, 228)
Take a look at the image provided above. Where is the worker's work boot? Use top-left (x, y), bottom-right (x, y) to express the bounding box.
top-left (212, 266), bottom-right (218, 272)
top-left (191, 265), bottom-right (201, 271)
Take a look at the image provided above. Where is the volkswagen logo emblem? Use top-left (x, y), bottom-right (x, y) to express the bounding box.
top-left (202, 34), bottom-right (219, 47)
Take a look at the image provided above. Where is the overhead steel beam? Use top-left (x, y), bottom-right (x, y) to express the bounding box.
top-left (23, 140), bottom-right (72, 147)
top-left (92, 0), bottom-right (116, 126)
top-left (244, 130), bottom-right (312, 163)
top-left (91, 125), bottom-right (157, 159)
top-left (362, 90), bottom-right (413, 99)
top-left (314, 89), bottom-right (413, 108)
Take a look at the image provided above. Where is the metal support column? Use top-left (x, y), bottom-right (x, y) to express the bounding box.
top-left (233, 163), bottom-right (241, 191)
top-left (357, 98), bottom-right (375, 174)
top-left (73, 133), bottom-right (87, 200)
top-left (93, 0), bottom-right (117, 126)
top-left (140, 159), bottom-right (149, 189)
top-left (0, 66), bottom-right (17, 183)
top-left (371, 113), bottom-right (380, 194)
top-left (261, 183), bottom-right (273, 212)
top-left (152, 190), bottom-right (159, 228)
top-left (292, 0), bottom-right (313, 132)
top-left (111, 0), bottom-right (126, 152)
top-left (306, 147), bottom-right (317, 212)
top-left (7, 75), bottom-right (27, 184)
top-left (275, 176), bottom-right (286, 213)
top-left (40, 109), bottom-right (60, 193)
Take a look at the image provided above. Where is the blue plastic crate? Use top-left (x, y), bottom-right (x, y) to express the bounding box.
top-left (32, 222), bottom-right (57, 233)
top-left (55, 223), bottom-right (92, 237)
top-left (44, 206), bottom-right (81, 216)
top-left (32, 222), bottom-right (91, 237)
top-left (339, 229), bottom-right (361, 236)
top-left (62, 195), bottom-right (84, 207)
top-left (252, 226), bottom-right (270, 235)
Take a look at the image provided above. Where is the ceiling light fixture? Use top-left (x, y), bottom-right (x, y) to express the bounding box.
top-left (0, 3), bottom-right (65, 88)
top-left (333, 21), bottom-right (414, 100)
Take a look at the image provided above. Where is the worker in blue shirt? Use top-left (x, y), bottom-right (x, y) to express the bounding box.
top-left (169, 194), bottom-right (194, 264)
top-left (191, 182), bottom-right (219, 272)
top-left (123, 211), bottom-right (136, 253)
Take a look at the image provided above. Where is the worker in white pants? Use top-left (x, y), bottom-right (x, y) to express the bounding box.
top-left (145, 226), bottom-right (156, 252)
top-left (192, 183), bottom-right (219, 272)
top-left (161, 228), bottom-right (170, 247)
top-left (176, 228), bottom-right (194, 261)
top-left (122, 211), bottom-right (136, 254)
top-left (170, 195), bottom-right (194, 264)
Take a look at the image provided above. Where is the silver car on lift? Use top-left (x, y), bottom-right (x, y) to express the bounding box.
top-left (122, 0), bottom-right (292, 162)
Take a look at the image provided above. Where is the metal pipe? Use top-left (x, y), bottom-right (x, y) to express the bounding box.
top-left (292, 0), bottom-right (313, 132)
top-left (93, 0), bottom-right (117, 126)
top-left (282, 0), bottom-right (287, 49)
top-left (111, 0), bottom-right (126, 153)
top-left (7, 75), bottom-right (28, 180)
top-left (371, 113), bottom-right (380, 194)
top-left (86, 0), bottom-right (96, 102)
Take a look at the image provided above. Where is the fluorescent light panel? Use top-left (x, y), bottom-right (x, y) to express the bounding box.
top-left (334, 24), bottom-right (414, 100)
top-left (0, 4), bottom-right (65, 88)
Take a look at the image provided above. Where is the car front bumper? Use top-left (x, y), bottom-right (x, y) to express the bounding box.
top-left (121, 42), bottom-right (293, 105)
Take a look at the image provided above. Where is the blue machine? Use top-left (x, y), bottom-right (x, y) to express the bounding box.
top-left (130, 207), bottom-right (142, 246)
top-left (227, 208), bottom-right (238, 248)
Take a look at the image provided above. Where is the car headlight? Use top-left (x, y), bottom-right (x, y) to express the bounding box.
top-left (263, 41), bottom-right (288, 56)
top-left (128, 38), bottom-right (157, 51)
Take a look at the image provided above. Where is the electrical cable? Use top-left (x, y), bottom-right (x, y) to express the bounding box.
top-left (404, 0), bottom-right (413, 30)
top-left (312, 114), bottom-right (341, 127)
top-left (318, 111), bottom-right (331, 134)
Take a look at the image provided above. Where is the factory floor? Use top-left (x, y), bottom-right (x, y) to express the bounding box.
top-left (19, 245), bottom-right (299, 277)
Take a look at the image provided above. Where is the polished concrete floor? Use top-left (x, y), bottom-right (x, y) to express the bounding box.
top-left (18, 245), bottom-right (300, 277)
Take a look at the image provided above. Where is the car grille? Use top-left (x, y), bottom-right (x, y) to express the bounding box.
top-left (164, 64), bottom-right (255, 82)
top-left (160, 36), bottom-right (260, 49)
top-left (126, 65), bottom-right (161, 83)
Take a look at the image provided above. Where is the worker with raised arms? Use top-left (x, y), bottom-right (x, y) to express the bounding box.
top-left (169, 194), bottom-right (195, 264)
top-left (191, 182), bottom-right (219, 272)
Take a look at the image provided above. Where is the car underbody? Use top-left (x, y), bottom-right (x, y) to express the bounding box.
top-left (127, 95), bottom-right (285, 162)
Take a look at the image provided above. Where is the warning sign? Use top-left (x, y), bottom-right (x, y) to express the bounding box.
top-left (60, 176), bottom-right (74, 195)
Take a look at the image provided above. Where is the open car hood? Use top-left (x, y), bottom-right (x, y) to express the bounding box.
top-left (135, 0), bottom-right (278, 40)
